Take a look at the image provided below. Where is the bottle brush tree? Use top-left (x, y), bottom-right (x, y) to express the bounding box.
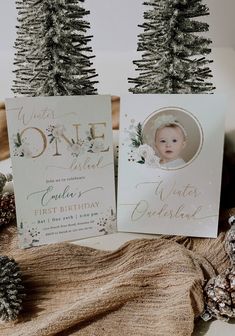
top-left (129, 0), bottom-right (215, 94)
top-left (12, 0), bottom-right (98, 96)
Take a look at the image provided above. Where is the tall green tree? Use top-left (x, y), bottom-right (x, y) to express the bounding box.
top-left (12, 0), bottom-right (98, 96)
top-left (129, 0), bottom-right (215, 93)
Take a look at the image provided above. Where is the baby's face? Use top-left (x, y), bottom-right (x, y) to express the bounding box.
top-left (155, 126), bottom-right (186, 163)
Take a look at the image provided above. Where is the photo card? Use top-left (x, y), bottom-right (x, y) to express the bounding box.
top-left (117, 94), bottom-right (226, 238)
top-left (6, 95), bottom-right (116, 248)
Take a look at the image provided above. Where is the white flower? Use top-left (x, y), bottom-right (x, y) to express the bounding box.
top-left (137, 144), bottom-right (155, 160)
top-left (20, 228), bottom-right (36, 247)
top-left (68, 139), bottom-right (91, 156)
top-left (12, 134), bottom-right (19, 144)
top-left (136, 144), bottom-right (160, 167)
top-left (154, 114), bottom-right (177, 130)
top-left (22, 147), bottom-right (33, 158)
top-left (14, 146), bottom-right (22, 157)
top-left (145, 155), bottom-right (160, 168)
top-left (52, 124), bottom-right (65, 139)
top-left (82, 139), bottom-right (90, 151)
top-left (68, 143), bottom-right (84, 156)
top-left (90, 138), bottom-right (105, 153)
top-left (105, 222), bottom-right (115, 234)
top-left (18, 143), bottom-right (33, 158)
top-left (153, 114), bottom-right (187, 138)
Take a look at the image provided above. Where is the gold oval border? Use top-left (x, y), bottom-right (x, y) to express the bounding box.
top-left (142, 106), bottom-right (204, 171)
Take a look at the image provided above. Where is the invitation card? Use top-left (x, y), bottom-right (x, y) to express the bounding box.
top-left (6, 96), bottom-right (116, 248)
top-left (117, 94), bottom-right (226, 238)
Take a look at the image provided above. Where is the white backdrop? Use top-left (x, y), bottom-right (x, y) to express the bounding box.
top-left (1, 1), bottom-right (235, 53)
top-left (0, 1), bottom-right (235, 133)
top-left (86, 0), bottom-right (235, 51)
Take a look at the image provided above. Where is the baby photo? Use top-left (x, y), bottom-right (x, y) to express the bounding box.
top-left (154, 115), bottom-right (187, 168)
top-left (142, 107), bottom-right (203, 170)
top-left (117, 94), bottom-right (225, 238)
top-left (125, 104), bottom-right (203, 171)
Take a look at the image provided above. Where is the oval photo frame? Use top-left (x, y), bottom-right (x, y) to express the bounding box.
top-left (142, 106), bottom-right (203, 170)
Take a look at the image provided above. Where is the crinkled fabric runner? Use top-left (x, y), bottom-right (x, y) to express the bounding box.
top-left (0, 223), bottom-right (230, 336)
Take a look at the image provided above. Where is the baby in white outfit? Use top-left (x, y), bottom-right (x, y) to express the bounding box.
top-left (154, 115), bottom-right (187, 168)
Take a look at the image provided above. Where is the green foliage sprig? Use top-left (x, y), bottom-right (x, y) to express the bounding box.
top-left (131, 122), bottom-right (144, 148)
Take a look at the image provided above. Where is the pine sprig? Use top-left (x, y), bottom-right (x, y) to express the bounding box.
top-left (14, 132), bottom-right (22, 148)
top-left (131, 122), bottom-right (144, 148)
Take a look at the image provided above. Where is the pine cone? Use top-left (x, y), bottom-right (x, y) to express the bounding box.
top-left (202, 218), bottom-right (235, 321)
top-left (202, 268), bottom-right (235, 321)
top-left (0, 173), bottom-right (7, 194)
top-left (0, 256), bottom-right (25, 322)
top-left (0, 192), bottom-right (16, 227)
top-left (0, 173), bottom-right (12, 194)
top-left (225, 220), bottom-right (235, 264)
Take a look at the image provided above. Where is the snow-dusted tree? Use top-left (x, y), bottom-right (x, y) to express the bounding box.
top-left (129, 0), bottom-right (215, 94)
top-left (12, 0), bottom-right (98, 96)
